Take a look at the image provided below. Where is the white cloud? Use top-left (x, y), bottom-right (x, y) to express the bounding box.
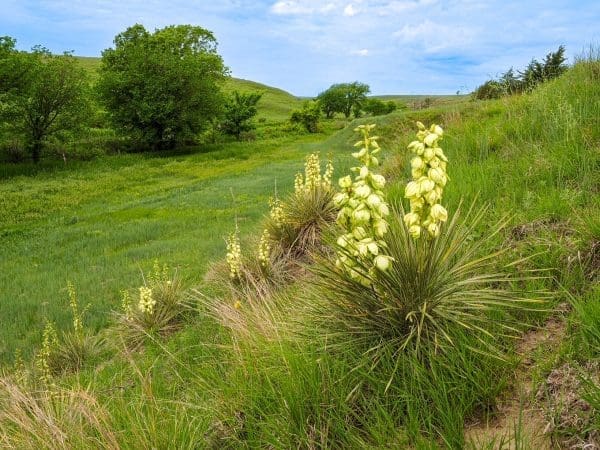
top-left (351, 48), bottom-right (369, 56)
top-left (271, 1), bottom-right (314, 15)
top-left (393, 19), bottom-right (476, 52)
top-left (343, 4), bottom-right (358, 16)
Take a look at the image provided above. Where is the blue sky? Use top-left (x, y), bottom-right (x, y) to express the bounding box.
top-left (2, 0), bottom-right (599, 95)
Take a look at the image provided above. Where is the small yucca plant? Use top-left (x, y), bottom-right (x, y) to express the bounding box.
top-left (265, 153), bottom-right (337, 259)
top-left (114, 262), bottom-right (188, 351)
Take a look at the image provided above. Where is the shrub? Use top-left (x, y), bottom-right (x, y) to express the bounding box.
top-left (290, 101), bottom-right (321, 133)
top-left (0, 138), bottom-right (26, 163)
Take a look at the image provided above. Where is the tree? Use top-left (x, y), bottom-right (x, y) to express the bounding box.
top-left (0, 40), bottom-right (90, 162)
top-left (221, 91), bottom-right (262, 140)
top-left (316, 82), bottom-right (370, 119)
top-left (290, 101), bottom-right (321, 133)
top-left (316, 85), bottom-right (346, 119)
top-left (363, 98), bottom-right (398, 116)
top-left (97, 24), bottom-right (227, 150)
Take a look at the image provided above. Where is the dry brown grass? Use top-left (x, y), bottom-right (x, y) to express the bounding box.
top-left (0, 377), bottom-right (119, 449)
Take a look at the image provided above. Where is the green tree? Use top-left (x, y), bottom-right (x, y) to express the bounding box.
top-left (0, 39), bottom-right (90, 162)
top-left (97, 24), bottom-right (227, 150)
top-left (316, 85), bottom-right (346, 119)
top-left (290, 101), bottom-right (321, 133)
top-left (221, 91), bottom-right (262, 140)
top-left (363, 98), bottom-right (398, 116)
top-left (316, 82), bottom-right (370, 119)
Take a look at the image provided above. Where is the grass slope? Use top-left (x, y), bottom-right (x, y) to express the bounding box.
top-left (0, 57), bottom-right (598, 448)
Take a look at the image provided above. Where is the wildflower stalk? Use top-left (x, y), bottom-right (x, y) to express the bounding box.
top-left (333, 124), bottom-right (392, 286)
top-left (404, 122), bottom-right (449, 239)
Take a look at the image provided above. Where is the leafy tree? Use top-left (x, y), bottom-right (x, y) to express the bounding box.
top-left (475, 45), bottom-right (568, 100)
top-left (316, 82), bottom-right (370, 119)
top-left (0, 39), bottom-right (90, 162)
top-left (363, 98), bottom-right (398, 116)
top-left (290, 101), bottom-right (320, 133)
top-left (97, 24), bottom-right (227, 150)
top-left (316, 85), bottom-right (346, 119)
top-left (221, 91), bottom-right (262, 140)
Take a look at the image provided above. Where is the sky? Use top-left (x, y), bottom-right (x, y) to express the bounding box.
top-left (2, 0), bottom-right (599, 96)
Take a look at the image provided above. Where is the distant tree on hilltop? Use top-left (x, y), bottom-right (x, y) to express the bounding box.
top-left (317, 82), bottom-right (371, 119)
top-left (475, 45), bottom-right (568, 100)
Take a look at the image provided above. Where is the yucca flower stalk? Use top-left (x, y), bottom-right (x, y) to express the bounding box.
top-left (226, 227), bottom-right (242, 280)
top-left (404, 122), bottom-right (449, 239)
top-left (333, 124), bottom-right (392, 286)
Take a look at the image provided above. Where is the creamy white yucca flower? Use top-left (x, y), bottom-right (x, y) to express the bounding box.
top-left (226, 229), bottom-right (242, 280)
top-left (334, 124), bottom-right (393, 286)
top-left (258, 228), bottom-right (271, 269)
top-left (404, 123), bottom-right (450, 239)
top-left (138, 286), bottom-right (155, 315)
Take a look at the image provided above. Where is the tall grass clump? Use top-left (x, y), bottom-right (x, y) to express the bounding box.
top-left (0, 377), bottom-right (119, 449)
top-left (33, 282), bottom-right (104, 382)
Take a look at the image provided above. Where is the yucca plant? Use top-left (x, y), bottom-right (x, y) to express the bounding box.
top-left (265, 153), bottom-right (338, 260)
top-left (114, 262), bottom-right (189, 351)
top-left (312, 199), bottom-right (549, 368)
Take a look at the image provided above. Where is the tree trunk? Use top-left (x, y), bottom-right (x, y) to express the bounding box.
top-left (31, 140), bottom-right (42, 163)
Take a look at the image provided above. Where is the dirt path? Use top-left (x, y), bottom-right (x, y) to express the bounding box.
top-left (464, 312), bottom-right (567, 449)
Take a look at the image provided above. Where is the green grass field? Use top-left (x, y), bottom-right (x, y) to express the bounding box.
top-left (0, 56), bottom-right (598, 448)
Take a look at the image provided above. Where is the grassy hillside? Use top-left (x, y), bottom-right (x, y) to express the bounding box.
top-left (74, 56), bottom-right (302, 121)
top-left (0, 57), bottom-right (598, 448)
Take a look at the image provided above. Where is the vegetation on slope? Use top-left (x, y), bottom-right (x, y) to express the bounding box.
top-left (0, 54), bottom-right (598, 448)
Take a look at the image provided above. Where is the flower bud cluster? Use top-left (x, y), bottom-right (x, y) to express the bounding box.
top-left (36, 320), bottom-right (58, 385)
top-left (294, 152), bottom-right (334, 194)
top-left (269, 197), bottom-right (285, 228)
top-left (258, 228), bottom-right (271, 268)
top-left (67, 281), bottom-right (83, 334)
top-left (226, 229), bottom-right (242, 280)
top-left (138, 286), bottom-right (155, 315)
top-left (121, 289), bottom-right (133, 321)
top-left (333, 124), bottom-right (393, 285)
top-left (404, 122), bottom-right (449, 239)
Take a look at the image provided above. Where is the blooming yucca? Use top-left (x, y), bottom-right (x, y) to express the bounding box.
top-left (138, 286), bottom-right (155, 315)
top-left (258, 228), bottom-right (271, 269)
top-left (226, 229), bottom-right (242, 280)
top-left (333, 124), bottom-right (392, 285)
top-left (294, 152), bottom-right (334, 194)
top-left (404, 122), bottom-right (449, 239)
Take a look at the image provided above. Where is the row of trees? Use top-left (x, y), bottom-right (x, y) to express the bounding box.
top-left (1, 24), bottom-right (401, 162)
top-left (475, 45), bottom-right (568, 100)
top-left (289, 82), bottom-right (399, 133)
top-left (0, 25), bottom-right (266, 162)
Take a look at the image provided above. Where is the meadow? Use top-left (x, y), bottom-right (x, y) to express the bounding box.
top-left (0, 54), bottom-right (598, 448)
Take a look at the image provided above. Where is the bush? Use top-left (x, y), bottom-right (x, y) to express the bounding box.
top-left (0, 139), bottom-right (26, 163)
top-left (290, 101), bottom-right (321, 133)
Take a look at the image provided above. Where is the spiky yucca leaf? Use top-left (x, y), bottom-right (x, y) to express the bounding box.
top-left (311, 201), bottom-right (549, 366)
